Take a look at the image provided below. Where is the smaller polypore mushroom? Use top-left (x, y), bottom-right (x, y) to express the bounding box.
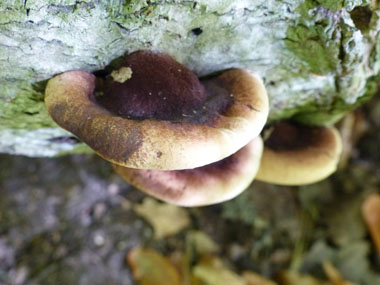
top-left (255, 121), bottom-right (342, 185)
top-left (113, 137), bottom-right (263, 207)
top-left (45, 51), bottom-right (268, 170)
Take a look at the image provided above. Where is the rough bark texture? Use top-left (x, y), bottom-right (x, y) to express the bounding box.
top-left (0, 0), bottom-right (379, 156)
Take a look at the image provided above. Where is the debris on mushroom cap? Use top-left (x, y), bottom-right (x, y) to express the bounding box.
top-left (112, 137), bottom-right (263, 207)
top-left (45, 51), bottom-right (269, 170)
top-left (97, 50), bottom-right (207, 120)
top-left (110, 66), bottom-right (132, 83)
top-left (255, 122), bottom-right (342, 186)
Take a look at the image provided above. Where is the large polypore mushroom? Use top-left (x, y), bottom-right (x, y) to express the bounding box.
top-left (45, 51), bottom-right (269, 170)
top-left (113, 137), bottom-right (263, 207)
top-left (256, 121), bottom-right (342, 185)
top-left (45, 50), bottom-right (269, 206)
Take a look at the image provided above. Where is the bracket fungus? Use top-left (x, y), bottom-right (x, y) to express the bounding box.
top-left (113, 137), bottom-right (263, 207)
top-left (45, 51), bottom-right (269, 171)
top-left (44, 50), bottom-right (269, 206)
top-left (256, 121), bottom-right (343, 186)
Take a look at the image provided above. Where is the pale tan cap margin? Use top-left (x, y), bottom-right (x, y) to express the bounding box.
top-left (256, 126), bottom-right (342, 185)
top-left (113, 137), bottom-right (263, 207)
top-left (45, 69), bottom-right (268, 170)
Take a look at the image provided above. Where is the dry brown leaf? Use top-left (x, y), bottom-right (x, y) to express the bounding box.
top-left (362, 193), bottom-right (380, 257)
top-left (127, 247), bottom-right (181, 285)
top-left (134, 197), bottom-right (191, 239)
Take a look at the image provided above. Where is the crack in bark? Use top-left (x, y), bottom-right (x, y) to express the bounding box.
top-left (110, 21), bottom-right (135, 34)
top-left (335, 28), bottom-right (345, 94)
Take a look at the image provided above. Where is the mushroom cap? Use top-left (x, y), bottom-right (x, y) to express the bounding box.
top-left (45, 54), bottom-right (268, 170)
top-left (97, 51), bottom-right (207, 120)
top-left (255, 122), bottom-right (342, 185)
top-left (112, 137), bottom-right (263, 207)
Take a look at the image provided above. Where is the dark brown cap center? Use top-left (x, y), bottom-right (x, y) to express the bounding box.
top-left (265, 122), bottom-right (325, 151)
top-left (96, 51), bottom-right (207, 121)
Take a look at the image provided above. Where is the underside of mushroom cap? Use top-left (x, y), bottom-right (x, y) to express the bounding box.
top-left (45, 52), bottom-right (268, 170)
top-left (112, 137), bottom-right (263, 207)
top-left (256, 122), bottom-right (342, 186)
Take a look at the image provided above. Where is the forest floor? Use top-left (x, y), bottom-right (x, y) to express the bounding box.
top-left (1, 94), bottom-right (380, 285)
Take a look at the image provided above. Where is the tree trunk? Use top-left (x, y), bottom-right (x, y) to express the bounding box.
top-left (0, 0), bottom-right (379, 156)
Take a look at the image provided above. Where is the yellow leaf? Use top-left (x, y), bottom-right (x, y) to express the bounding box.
top-left (127, 247), bottom-right (181, 285)
top-left (187, 230), bottom-right (220, 255)
top-left (243, 271), bottom-right (278, 285)
top-left (277, 270), bottom-right (328, 285)
top-left (134, 197), bottom-right (191, 239)
top-left (193, 256), bottom-right (246, 285)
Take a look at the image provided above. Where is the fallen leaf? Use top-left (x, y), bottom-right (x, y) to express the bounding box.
top-left (193, 256), bottom-right (246, 285)
top-left (187, 230), bottom-right (220, 255)
top-left (323, 260), bottom-right (357, 285)
top-left (242, 270), bottom-right (278, 285)
top-left (127, 247), bottom-right (181, 285)
top-left (134, 197), bottom-right (191, 239)
top-left (362, 193), bottom-right (380, 257)
top-left (169, 251), bottom-right (203, 285)
top-left (277, 270), bottom-right (327, 285)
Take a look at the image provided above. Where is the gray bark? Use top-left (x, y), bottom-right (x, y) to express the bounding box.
top-left (0, 0), bottom-right (379, 156)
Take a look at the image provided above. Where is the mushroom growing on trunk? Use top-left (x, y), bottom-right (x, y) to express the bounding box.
top-left (256, 121), bottom-right (342, 186)
top-left (45, 51), bottom-right (269, 171)
top-left (45, 51), bottom-right (269, 206)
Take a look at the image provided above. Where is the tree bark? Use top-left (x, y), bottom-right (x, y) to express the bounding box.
top-left (0, 0), bottom-right (379, 156)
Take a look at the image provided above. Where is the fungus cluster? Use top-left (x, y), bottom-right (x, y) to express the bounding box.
top-left (45, 50), bottom-right (342, 207)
